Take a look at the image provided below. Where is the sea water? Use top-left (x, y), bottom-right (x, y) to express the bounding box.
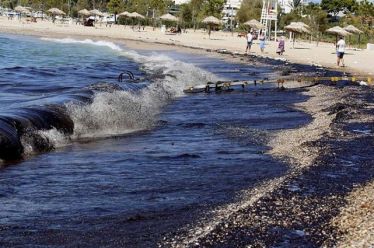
top-left (0, 34), bottom-right (310, 246)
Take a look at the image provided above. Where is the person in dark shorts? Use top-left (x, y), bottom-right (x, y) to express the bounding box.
top-left (336, 36), bottom-right (346, 67)
top-left (245, 31), bottom-right (254, 54)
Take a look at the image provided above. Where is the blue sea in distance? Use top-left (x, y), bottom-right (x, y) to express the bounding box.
top-left (0, 33), bottom-right (311, 246)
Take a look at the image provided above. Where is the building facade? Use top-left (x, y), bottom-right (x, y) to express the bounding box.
top-left (174, 0), bottom-right (190, 5)
top-left (278, 0), bottom-right (305, 13)
top-left (222, 0), bottom-right (242, 24)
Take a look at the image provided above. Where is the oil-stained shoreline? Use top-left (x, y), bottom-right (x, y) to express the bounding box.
top-left (162, 55), bottom-right (374, 247)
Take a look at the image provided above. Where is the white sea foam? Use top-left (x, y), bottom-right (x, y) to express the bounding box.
top-left (40, 38), bottom-right (220, 140)
top-left (41, 38), bottom-right (123, 51)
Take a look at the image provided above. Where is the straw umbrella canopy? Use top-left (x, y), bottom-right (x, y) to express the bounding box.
top-left (128, 12), bottom-right (145, 19)
top-left (15, 6), bottom-right (26, 13)
top-left (344, 25), bottom-right (363, 47)
top-left (118, 11), bottom-right (131, 27)
top-left (160, 13), bottom-right (178, 22)
top-left (160, 13), bottom-right (178, 29)
top-left (202, 16), bottom-right (222, 38)
top-left (244, 19), bottom-right (265, 30)
top-left (326, 26), bottom-right (352, 44)
top-left (78, 9), bottom-right (90, 16)
top-left (48, 8), bottom-right (66, 16)
top-left (344, 25), bottom-right (363, 34)
top-left (15, 6), bottom-right (31, 17)
top-left (90, 9), bottom-right (104, 17)
top-left (285, 22), bottom-right (310, 34)
top-left (118, 11), bottom-right (131, 17)
top-left (128, 12), bottom-right (145, 29)
top-left (284, 22), bottom-right (311, 48)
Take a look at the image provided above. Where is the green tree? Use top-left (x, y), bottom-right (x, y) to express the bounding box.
top-left (302, 3), bottom-right (328, 45)
top-left (179, 3), bottom-right (193, 25)
top-left (289, 0), bottom-right (302, 9)
top-left (76, 0), bottom-right (90, 10)
top-left (107, 0), bottom-right (124, 23)
top-left (354, 0), bottom-right (374, 26)
top-left (236, 0), bottom-right (262, 24)
top-left (202, 0), bottom-right (225, 17)
top-left (321, 0), bottom-right (357, 17)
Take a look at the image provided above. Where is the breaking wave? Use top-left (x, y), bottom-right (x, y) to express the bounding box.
top-left (41, 38), bottom-right (123, 51)
top-left (0, 38), bottom-right (220, 161)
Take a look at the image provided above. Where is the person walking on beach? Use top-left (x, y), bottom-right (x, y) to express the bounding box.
top-left (336, 36), bottom-right (346, 67)
top-left (276, 36), bottom-right (285, 55)
top-left (259, 30), bottom-right (265, 53)
top-left (245, 31), bottom-right (254, 54)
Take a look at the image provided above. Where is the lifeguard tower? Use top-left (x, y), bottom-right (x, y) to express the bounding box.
top-left (260, 0), bottom-right (278, 41)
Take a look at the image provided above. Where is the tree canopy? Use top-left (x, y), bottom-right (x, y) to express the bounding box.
top-left (321, 0), bottom-right (357, 16)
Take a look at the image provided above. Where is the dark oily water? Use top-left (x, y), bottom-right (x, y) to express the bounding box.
top-left (0, 35), bottom-right (311, 247)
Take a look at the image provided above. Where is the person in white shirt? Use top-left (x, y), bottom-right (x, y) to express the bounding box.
top-left (245, 31), bottom-right (254, 54)
top-left (336, 37), bottom-right (346, 67)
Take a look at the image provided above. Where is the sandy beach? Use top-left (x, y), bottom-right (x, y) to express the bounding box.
top-left (1, 16), bottom-right (374, 247)
top-left (1, 16), bottom-right (374, 76)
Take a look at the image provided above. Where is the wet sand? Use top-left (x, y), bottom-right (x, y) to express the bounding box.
top-left (1, 19), bottom-right (374, 247)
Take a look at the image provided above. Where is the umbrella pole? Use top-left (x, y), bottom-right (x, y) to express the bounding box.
top-left (209, 25), bottom-right (211, 39)
top-left (293, 33), bottom-right (295, 49)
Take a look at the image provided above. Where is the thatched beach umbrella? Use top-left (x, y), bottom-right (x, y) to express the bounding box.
top-left (128, 12), bottom-right (145, 29)
top-left (243, 19), bottom-right (265, 30)
top-left (48, 8), bottom-right (65, 16)
top-left (160, 13), bottom-right (178, 22)
top-left (48, 8), bottom-right (65, 23)
top-left (202, 16), bottom-right (222, 39)
top-left (118, 11), bottom-right (130, 17)
top-left (160, 13), bottom-right (178, 29)
top-left (78, 9), bottom-right (90, 16)
top-left (344, 25), bottom-right (363, 34)
top-left (345, 25), bottom-right (363, 47)
top-left (118, 11), bottom-right (131, 27)
top-left (15, 6), bottom-right (26, 13)
top-left (90, 9), bottom-right (104, 17)
top-left (15, 6), bottom-right (31, 18)
top-left (326, 26), bottom-right (351, 44)
top-left (285, 22), bottom-right (311, 48)
top-left (128, 12), bottom-right (145, 19)
top-left (285, 22), bottom-right (310, 34)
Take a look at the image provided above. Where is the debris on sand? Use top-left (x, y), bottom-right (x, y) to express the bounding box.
top-left (333, 181), bottom-right (374, 247)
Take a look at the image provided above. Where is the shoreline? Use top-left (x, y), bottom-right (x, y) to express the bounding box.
top-left (1, 20), bottom-right (373, 246)
top-left (1, 17), bottom-right (373, 76)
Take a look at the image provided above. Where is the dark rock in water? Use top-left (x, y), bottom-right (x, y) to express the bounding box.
top-left (88, 82), bottom-right (123, 92)
top-left (0, 119), bottom-right (23, 160)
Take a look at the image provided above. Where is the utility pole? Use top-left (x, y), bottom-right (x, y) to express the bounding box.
top-left (230, 1), bottom-right (233, 36)
top-left (68, 0), bottom-right (71, 18)
top-left (152, 8), bottom-right (155, 31)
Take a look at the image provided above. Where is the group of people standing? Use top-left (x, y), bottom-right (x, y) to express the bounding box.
top-left (244, 30), bottom-right (346, 68)
top-left (245, 30), bottom-right (285, 55)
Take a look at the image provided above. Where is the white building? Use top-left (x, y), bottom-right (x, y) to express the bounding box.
top-left (278, 0), bottom-right (305, 13)
top-left (174, 0), bottom-right (190, 5)
top-left (222, 0), bottom-right (242, 24)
